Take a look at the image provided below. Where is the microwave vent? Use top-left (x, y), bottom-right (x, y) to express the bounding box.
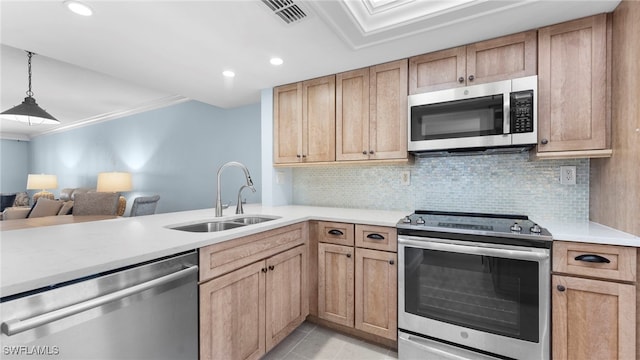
top-left (261, 0), bottom-right (308, 25)
top-left (412, 146), bottom-right (534, 158)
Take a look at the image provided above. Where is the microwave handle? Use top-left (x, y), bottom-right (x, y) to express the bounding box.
top-left (503, 92), bottom-right (511, 135)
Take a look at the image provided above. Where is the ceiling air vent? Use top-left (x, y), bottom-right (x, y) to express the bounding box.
top-left (261, 0), bottom-right (308, 25)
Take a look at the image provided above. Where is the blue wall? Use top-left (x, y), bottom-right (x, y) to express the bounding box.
top-left (0, 139), bottom-right (30, 194)
top-left (28, 100), bottom-right (262, 215)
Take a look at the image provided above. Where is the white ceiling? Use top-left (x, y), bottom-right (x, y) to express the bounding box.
top-left (0, 0), bottom-right (620, 139)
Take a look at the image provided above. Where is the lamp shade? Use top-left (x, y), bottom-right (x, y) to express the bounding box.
top-left (26, 174), bottom-right (58, 190)
top-left (1, 96), bottom-right (59, 125)
top-left (97, 172), bottom-right (132, 192)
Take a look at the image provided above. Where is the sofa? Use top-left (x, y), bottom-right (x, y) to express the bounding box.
top-left (0, 192), bottom-right (31, 220)
top-left (0, 188), bottom-right (96, 220)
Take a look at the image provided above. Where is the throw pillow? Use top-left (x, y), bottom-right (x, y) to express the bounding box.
top-left (28, 198), bottom-right (64, 218)
top-left (0, 194), bottom-right (16, 212)
top-left (14, 192), bottom-right (30, 207)
top-left (58, 201), bottom-right (74, 215)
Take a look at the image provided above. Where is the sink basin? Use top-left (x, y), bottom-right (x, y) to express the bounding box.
top-left (168, 215), bottom-right (280, 233)
top-left (230, 216), bottom-right (280, 225)
top-left (171, 221), bottom-right (245, 233)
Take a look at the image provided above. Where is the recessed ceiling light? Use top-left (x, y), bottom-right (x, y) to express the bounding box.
top-left (270, 57), bottom-right (284, 66)
top-left (64, 1), bottom-right (93, 16)
top-left (222, 70), bottom-right (235, 78)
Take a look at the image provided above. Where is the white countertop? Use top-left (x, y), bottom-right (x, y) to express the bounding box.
top-left (2, 204), bottom-right (638, 298)
top-left (0, 204), bottom-right (407, 298)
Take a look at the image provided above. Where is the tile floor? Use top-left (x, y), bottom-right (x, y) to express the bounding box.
top-left (263, 322), bottom-right (398, 360)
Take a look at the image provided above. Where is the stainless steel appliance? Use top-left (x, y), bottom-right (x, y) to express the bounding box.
top-left (1, 251), bottom-right (198, 360)
top-left (408, 76), bottom-right (537, 153)
top-left (397, 211), bottom-right (551, 360)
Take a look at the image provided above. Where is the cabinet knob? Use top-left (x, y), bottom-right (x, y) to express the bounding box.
top-left (468, 75), bottom-right (475, 82)
top-left (557, 285), bottom-right (566, 292)
top-left (302, 154), bottom-right (307, 158)
top-left (389, 259), bottom-right (394, 265)
top-left (362, 151), bottom-right (368, 155)
top-left (369, 150), bottom-right (374, 155)
top-left (262, 268), bottom-right (268, 273)
top-left (268, 265), bottom-right (275, 271)
top-left (458, 77), bottom-right (464, 83)
top-left (346, 253), bottom-right (351, 258)
top-left (296, 154), bottom-right (301, 158)
top-left (541, 139), bottom-right (549, 145)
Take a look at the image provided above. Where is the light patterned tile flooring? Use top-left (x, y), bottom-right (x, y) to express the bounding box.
top-left (262, 322), bottom-right (398, 360)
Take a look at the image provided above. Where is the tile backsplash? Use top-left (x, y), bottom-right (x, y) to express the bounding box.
top-left (292, 152), bottom-right (589, 223)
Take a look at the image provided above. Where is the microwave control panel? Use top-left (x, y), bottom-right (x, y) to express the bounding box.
top-left (510, 90), bottom-right (534, 133)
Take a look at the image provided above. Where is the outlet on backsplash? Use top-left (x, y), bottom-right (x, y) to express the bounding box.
top-left (560, 166), bottom-right (577, 185)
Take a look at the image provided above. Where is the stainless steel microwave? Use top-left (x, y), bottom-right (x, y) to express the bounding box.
top-left (408, 76), bottom-right (537, 153)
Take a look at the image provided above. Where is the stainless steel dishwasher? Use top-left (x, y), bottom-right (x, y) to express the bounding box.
top-left (1, 251), bottom-right (198, 360)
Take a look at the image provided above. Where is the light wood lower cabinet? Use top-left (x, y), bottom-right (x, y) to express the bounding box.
top-left (316, 222), bottom-right (397, 341)
top-left (552, 241), bottom-right (637, 360)
top-left (199, 223), bottom-right (308, 360)
top-left (355, 247), bottom-right (397, 340)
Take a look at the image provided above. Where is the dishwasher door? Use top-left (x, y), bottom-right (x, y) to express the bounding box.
top-left (1, 251), bottom-right (198, 360)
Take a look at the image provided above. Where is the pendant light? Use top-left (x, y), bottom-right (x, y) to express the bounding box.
top-left (1, 51), bottom-right (59, 125)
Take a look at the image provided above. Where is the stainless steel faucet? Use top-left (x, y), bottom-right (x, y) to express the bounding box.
top-left (215, 161), bottom-right (255, 217)
top-left (235, 184), bottom-right (256, 214)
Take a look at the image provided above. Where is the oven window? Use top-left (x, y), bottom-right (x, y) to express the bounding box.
top-left (411, 95), bottom-right (504, 141)
top-left (404, 247), bottom-right (539, 342)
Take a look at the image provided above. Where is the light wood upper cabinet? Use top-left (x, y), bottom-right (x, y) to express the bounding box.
top-left (409, 30), bottom-right (536, 94)
top-left (537, 14), bottom-right (610, 155)
top-left (355, 247), bottom-right (397, 340)
top-left (336, 59), bottom-right (408, 161)
top-left (273, 83), bottom-right (302, 164)
top-left (273, 75), bottom-right (335, 164)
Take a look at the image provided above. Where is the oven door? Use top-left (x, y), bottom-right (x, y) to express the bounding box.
top-left (398, 235), bottom-right (550, 360)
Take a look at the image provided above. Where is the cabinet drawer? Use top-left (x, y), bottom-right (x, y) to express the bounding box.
top-left (553, 241), bottom-right (636, 282)
top-left (355, 224), bottom-right (397, 252)
top-left (317, 221), bottom-right (355, 246)
top-left (199, 223), bottom-right (306, 281)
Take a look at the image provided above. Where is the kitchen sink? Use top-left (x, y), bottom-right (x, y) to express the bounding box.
top-left (230, 216), bottom-right (280, 225)
top-left (169, 215), bottom-right (281, 233)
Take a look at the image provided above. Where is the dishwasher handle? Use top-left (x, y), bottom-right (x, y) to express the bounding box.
top-left (2, 265), bottom-right (198, 336)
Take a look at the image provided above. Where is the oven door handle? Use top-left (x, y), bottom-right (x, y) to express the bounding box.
top-left (398, 237), bottom-right (549, 261)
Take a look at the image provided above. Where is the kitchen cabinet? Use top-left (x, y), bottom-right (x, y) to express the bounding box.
top-left (336, 60), bottom-right (408, 161)
top-left (199, 224), bottom-right (308, 360)
top-left (551, 241), bottom-right (636, 360)
top-left (316, 222), bottom-right (397, 341)
top-left (273, 75), bottom-right (335, 164)
top-left (535, 14), bottom-right (613, 159)
top-left (409, 30), bottom-right (536, 94)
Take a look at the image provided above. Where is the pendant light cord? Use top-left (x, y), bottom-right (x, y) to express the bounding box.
top-left (26, 51), bottom-right (34, 97)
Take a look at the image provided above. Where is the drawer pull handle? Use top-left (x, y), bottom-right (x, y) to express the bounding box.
top-left (328, 229), bottom-right (344, 236)
top-left (346, 253), bottom-right (351, 258)
top-left (268, 265), bottom-right (275, 271)
top-left (574, 254), bottom-right (611, 264)
top-left (366, 233), bottom-right (385, 240)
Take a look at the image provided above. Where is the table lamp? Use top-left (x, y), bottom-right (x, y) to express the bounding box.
top-left (27, 174), bottom-right (58, 203)
top-left (97, 172), bottom-right (132, 216)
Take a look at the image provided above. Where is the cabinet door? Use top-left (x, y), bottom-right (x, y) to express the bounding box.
top-left (336, 68), bottom-right (370, 161)
top-left (355, 248), bottom-right (397, 340)
top-left (370, 59), bottom-right (408, 160)
top-left (200, 261), bottom-right (266, 360)
top-left (265, 245), bottom-right (308, 351)
top-left (302, 75), bottom-right (336, 162)
top-left (466, 30), bottom-right (537, 85)
top-left (552, 275), bottom-right (636, 360)
top-left (273, 83), bottom-right (303, 164)
top-left (409, 46), bottom-right (466, 93)
top-left (538, 14), bottom-right (608, 152)
top-left (318, 243), bottom-right (354, 327)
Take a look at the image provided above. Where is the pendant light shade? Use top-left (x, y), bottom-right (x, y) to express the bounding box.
top-left (1, 51), bottom-right (59, 125)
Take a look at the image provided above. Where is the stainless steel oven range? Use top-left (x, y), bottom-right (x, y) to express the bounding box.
top-left (397, 211), bottom-right (552, 360)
